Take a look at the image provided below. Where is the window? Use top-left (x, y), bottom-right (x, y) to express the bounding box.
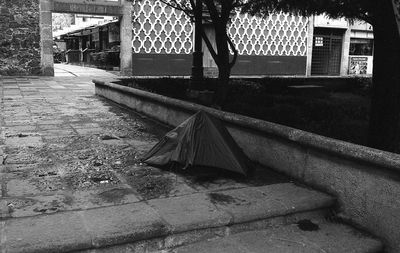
top-left (315, 37), bottom-right (324, 47)
top-left (349, 38), bottom-right (373, 56)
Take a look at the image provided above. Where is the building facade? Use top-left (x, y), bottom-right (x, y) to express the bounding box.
top-left (131, 1), bottom-right (374, 77)
top-left (131, 0), bottom-right (309, 76)
top-left (0, 0), bottom-right (374, 76)
top-left (54, 1), bottom-right (374, 77)
top-left (309, 15), bottom-right (374, 76)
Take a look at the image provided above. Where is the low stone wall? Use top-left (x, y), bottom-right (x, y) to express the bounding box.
top-left (0, 0), bottom-right (41, 76)
top-left (94, 79), bottom-right (400, 253)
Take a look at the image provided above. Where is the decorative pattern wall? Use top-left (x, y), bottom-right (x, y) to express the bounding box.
top-left (132, 0), bottom-right (194, 54)
top-left (131, 0), bottom-right (309, 56)
top-left (228, 12), bottom-right (308, 56)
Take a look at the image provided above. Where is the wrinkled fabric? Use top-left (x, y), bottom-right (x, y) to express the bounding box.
top-left (142, 111), bottom-right (250, 175)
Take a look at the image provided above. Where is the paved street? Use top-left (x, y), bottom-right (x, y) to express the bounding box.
top-left (0, 76), bottom-right (167, 217)
top-left (0, 75), bottom-right (294, 219)
top-left (0, 74), bottom-right (382, 253)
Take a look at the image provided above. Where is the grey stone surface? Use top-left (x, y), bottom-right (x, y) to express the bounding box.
top-left (95, 79), bottom-right (399, 252)
top-left (149, 193), bottom-right (232, 233)
top-left (0, 76), bottom-right (175, 219)
top-left (209, 184), bottom-right (334, 224)
top-left (81, 202), bottom-right (168, 248)
top-left (0, 76), bottom-right (384, 253)
top-left (0, 0), bottom-right (41, 76)
top-left (4, 211), bottom-right (92, 253)
top-left (172, 222), bottom-right (383, 253)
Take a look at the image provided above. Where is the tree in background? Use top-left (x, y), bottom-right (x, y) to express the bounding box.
top-left (158, 0), bottom-right (244, 104)
top-left (52, 13), bottom-right (75, 32)
top-left (243, 0), bottom-right (400, 153)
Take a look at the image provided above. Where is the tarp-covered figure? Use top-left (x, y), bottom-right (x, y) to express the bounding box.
top-left (142, 111), bottom-right (251, 175)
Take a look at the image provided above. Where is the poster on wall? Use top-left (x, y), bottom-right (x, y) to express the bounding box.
top-left (349, 57), bottom-right (368, 75)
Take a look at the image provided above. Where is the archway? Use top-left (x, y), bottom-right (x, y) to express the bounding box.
top-left (39, 0), bottom-right (132, 76)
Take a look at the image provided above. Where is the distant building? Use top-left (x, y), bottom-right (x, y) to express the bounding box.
top-left (54, 1), bottom-right (374, 77)
top-left (311, 15), bottom-right (373, 76)
top-left (54, 14), bottom-right (119, 68)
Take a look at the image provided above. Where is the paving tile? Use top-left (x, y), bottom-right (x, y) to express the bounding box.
top-left (7, 194), bottom-right (71, 217)
top-left (81, 202), bottom-right (168, 247)
top-left (70, 187), bottom-right (141, 210)
top-left (6, 177), bottom-right (65, 196)
top-left (4, 210), bottom-right (92, 252)
top-left (38, 129), bottom-right (77, 137)
top-left (149, 193), bottom-right (232, 232)
top-left (173, 222), bottom-right (383, 253)
top-left (4, 136), bottom-right (43, 148)
top-left (76, 128), bottom-right (105, 135)
top-left (3, 149), bottom-right (52, 164)
top-left (209, 183), bottom-right (334, 224)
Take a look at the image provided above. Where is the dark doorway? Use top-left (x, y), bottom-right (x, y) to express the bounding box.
top-left (311, 28), bottom-right (344, 76)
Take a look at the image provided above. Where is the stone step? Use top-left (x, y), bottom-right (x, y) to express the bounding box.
top-left (170, 222), bottom-right (383, 253)
top-left (1, 183), bottom-right (336, 253)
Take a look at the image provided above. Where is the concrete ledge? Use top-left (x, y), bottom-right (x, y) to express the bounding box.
top-left (2, 183), bottom-right (332, 253)
top-left (94, 79), bottom-right (400, 253)
top-left (213, 183), bottom-right (334, 224)
top-left (173, 222), bottom-right (383, 253)
top-left (93, 79), bottom-right (400, 173)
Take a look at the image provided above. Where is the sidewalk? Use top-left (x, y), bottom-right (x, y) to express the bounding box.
top-left (54, 63), bottom-right (118, 78)
top-left (0, 76), bottom-right (382, 252)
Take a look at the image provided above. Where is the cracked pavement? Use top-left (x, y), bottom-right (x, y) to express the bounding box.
top-left (0, 76), bottom-right (288, 220)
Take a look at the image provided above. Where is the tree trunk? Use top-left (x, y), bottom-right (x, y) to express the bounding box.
top-left (216, 61), bottom-right (230, 106)
top-left (368, 0), bottom-right (400, 153)
top-left (214, 24), bottom-right (231, 106)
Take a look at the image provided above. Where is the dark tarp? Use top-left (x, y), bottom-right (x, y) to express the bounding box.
top-left (142, 111), bottom-right (251, 175)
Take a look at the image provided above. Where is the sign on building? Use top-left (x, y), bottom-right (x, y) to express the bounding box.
top-left (349, 57), bottom-right (368, 75)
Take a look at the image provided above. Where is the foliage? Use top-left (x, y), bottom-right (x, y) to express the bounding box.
top-left (153, 1), bottom-right (244, 79)
top-left (117, 78), bottom-right (370, 145)
top-left (52, 13), bottom-right (75, 32)
top-left (242, 0), bottom-right (378, 25)
top-left (243, 0), bottom-right (400, 153)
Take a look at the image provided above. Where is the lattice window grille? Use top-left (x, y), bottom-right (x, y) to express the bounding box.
top-left (228, 11), bottom-right (309, 56)
top-left (132, 1), bottom-right (308, 56)
top-left (132, 0), bottom-right (194, 54)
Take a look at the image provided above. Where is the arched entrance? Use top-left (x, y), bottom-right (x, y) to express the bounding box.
top-left (39, 0), bottom-right (132, 76)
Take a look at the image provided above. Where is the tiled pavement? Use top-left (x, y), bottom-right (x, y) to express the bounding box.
top-left (0, 76), bottom-right (290, 220)
top-left (0, 76), bottom-right (383, 252)
top-left (0, 76), bottom-right (166, 218)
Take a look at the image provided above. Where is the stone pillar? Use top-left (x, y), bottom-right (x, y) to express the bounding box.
top-left (0, 0), bottom-right (41, 75)
top-left (306, 16), bottom-right (314, 77)
top-left (120, 0), bottom-right (133, 76)
top-left (39, 0), bottom-right (54, 76)
top-left (340, 27), bottom-right (351, 76)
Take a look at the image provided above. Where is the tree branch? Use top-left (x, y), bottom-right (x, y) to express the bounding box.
top-left (227, 34), bottom-right (238, 69)
top-left (158, 0), bottom-right (194, 19)
top-left (358, 12), bottom-right (375, 26)
top-left (221, 1), bottom-right (233, 23)
top-left (204, 0), bottom-right (220, 22)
